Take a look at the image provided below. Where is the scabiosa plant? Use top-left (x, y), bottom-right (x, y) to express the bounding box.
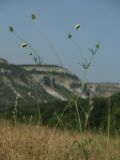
top-left (30, 13), bottom-right (66, 70)
top-left (8, 16), bottom-right (100, 138)
top-left (8, 25), bottom-right (43, 65)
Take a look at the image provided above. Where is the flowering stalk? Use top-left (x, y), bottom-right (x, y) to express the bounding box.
top-left (9, 26), bottom-right (43, 65)
top-left (31, 14), bottom-right (67, 73)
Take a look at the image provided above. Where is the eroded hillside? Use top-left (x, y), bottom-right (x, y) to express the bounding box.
top-left (0, 59), bottom-right (82, 110)
top-left (0, 58), bottom-right (120, 110)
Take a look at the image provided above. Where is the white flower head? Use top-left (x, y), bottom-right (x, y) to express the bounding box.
top-left (74, 24), bottom-right (80, 30)
top-left (20, 43), bottom-right (27, 48)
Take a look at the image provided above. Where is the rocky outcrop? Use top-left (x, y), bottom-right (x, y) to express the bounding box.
top-left (0, 59), bottom-right (82, 108)
top-left (84, 83), bottom-right (120, 97)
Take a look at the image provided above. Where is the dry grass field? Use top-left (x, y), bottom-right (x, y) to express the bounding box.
top-left (0, 119), bottom-right (119, 160)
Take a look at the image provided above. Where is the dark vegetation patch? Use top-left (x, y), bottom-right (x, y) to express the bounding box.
top-left (1, 93), bottom-right (120, 134)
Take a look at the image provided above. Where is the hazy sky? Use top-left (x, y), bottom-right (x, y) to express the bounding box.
top-left (0, 0), bottom-right (120, 82)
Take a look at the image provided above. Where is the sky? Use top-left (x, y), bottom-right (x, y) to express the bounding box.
top-left (0, 0), bottom-right (120, 82)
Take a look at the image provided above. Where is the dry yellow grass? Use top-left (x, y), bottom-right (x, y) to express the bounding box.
top-left (0, 119), bottom-right (119, 160)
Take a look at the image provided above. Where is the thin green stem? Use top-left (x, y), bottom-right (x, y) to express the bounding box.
top-left (75, 97), bottom-right (82, 134)
top-left (107, 97), bottom-right (111, 160)
top-left (13, 32), bottom-right (40, 57)
top-left (32, 19), bottom-right (68, 81)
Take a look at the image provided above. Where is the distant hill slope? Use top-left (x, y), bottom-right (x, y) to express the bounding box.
top-left (0, 59), bottom-right (83, 109)
top-left (0, 58), bottom-right (120, 109)
top-left (84, 82), bottom-right (120, 97)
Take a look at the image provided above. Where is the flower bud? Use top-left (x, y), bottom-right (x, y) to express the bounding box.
top-left (31, 14), bottom-right (36, 20)
top-left (9, 26), bottom-right (14, 32)
top-left (68, 33), bottom-right (72, 39)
